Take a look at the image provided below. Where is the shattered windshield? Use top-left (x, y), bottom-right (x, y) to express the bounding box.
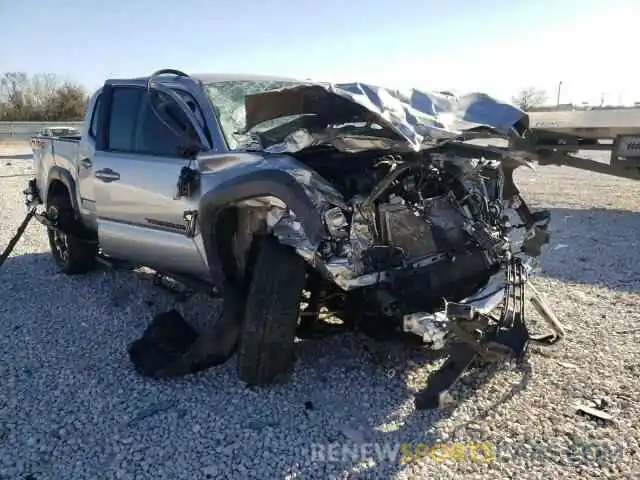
top-left (203, 80), bottom-right (304, 150)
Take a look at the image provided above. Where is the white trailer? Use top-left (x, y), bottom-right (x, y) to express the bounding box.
top-left (525, 106), bottom-right (640, 180)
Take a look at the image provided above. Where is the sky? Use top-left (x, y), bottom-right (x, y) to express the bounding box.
top-left (1, 0), bottom-right (639, 106)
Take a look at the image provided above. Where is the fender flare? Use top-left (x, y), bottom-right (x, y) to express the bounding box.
top-left (46, 166), bottom-right (80, 219)
top-left (199, 169), bottom-right (326, 288)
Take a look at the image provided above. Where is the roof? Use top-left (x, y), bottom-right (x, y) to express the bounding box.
top-left (127, 71), bottom-right (308, 86)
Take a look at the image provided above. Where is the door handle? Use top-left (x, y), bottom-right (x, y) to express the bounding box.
top-left (95, 168), bottom-right (120, 183)
top-left (80, 158), bottom-right (92, 169)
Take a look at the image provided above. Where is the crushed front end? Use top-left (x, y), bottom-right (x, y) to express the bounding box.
top-left (241, 82), bottom-right (564, 409)
top-left (261, 143), bottom-right (562, 408)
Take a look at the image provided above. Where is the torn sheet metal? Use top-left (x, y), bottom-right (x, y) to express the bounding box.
top-left (403, 311), bottom-right (449, 349)
top-left (264, 193), bottom-right (441, 291)
top-left (400, 249), bottom-right (544, 345)
top-left (265, 184), bottom-right (538, 293)
top-left (402, 270), bottom-right (507, 344)
top-left (243, 82), bottom-right (530, 154)
top-left (264, 194), bottom-right (379, 289)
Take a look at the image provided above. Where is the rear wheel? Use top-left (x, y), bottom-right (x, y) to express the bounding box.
top-left (47, 193), bottom-right (98, 274)
top-left (236, 236), bottom-right (307, 385)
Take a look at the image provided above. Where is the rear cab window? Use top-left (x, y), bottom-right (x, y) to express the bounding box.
top-left (108, 88), bottom-right (144, 151)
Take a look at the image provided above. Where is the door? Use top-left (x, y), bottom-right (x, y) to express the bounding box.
top-left (92, 84), bottom-right (210, 278)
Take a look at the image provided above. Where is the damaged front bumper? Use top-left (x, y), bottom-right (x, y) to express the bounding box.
top-left (404, 249), bottom-right (566, 410)
top-left (402, 269), bottom-right (508, 350)
top-left (403, 255), bottom-right (564, 350)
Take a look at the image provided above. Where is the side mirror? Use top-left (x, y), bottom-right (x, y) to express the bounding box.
top-left (177, 137), bottom-right (207, 159)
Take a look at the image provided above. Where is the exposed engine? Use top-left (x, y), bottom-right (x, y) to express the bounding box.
top-left (270, 143), bottom-right (560, 410)
top-left (292, 145), bottom-right (520, 317)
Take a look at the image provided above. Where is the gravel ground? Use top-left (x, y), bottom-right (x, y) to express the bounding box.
top-left (1, 143), bottom-right (639, 479)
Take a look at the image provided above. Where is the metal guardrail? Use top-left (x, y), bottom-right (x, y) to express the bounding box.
top-left (0, 121), bottom-right (83, 141)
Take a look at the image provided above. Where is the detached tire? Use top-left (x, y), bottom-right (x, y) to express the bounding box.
top-left (47, 193), bottom-right (97, 274)
top-left (237, 236), bottom-right (307, 385)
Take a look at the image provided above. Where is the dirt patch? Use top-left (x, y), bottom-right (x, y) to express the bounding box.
top-left (0, 140), bottom-right (30, 147)
top-left (0, 140), bottom-right (31, 157)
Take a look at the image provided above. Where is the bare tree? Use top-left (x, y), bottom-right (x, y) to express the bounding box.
top-left (29, 73), bottom-right (61, 119)
top-left (512, 87), bottom-right (548, 111)
top-left (45, 82), bottom-right (88, 121)
top-left (0, 72), bottom-right (88, 121)
top-left (0, 72), bottom-right (31, 120)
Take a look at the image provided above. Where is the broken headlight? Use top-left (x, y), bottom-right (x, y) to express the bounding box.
top-left (323, 206), bottom-right (349, 238)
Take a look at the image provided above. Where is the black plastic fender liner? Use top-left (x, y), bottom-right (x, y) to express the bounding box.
top-left (199, 169), bottom-right (327, 289)
top-left (46, 166), bottom-right (81, 219)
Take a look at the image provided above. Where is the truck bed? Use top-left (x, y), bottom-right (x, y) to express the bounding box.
top-left (31, 135), bottom-right (81, 196)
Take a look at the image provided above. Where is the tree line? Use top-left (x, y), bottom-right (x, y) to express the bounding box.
top-left (0, 72), bottom-right (88, 122)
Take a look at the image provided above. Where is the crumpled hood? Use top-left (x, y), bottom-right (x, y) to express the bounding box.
top-left (243, 82), bottom-right (530, 154)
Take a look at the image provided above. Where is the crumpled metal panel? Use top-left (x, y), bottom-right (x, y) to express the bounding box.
top-left (403, 311), bottom-right (450, 350)
top-left (346, 196), bottom-right (375, 276)
top-left (401, 253), bottom-right (537, 348)
top-left (244, 82), bottom-right (529, 154)
top-left (259, 127), bottom-right (417, 155)
top-left (264, 193), bottom-right (381, 290)
top-left (285, 166), bottom-right (347, 210)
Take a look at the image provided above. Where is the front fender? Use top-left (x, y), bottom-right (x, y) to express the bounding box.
top-left (199, 168), bottom-right (327, 288)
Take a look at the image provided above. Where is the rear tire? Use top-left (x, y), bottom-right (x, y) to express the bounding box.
top-left (236, 236), bottom-right (307, 385)
top-left (47, 193), bottom-right (98, 275)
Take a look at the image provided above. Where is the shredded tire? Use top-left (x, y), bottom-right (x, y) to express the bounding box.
top-left (237, 236), bottom-right (307, 385)
top-left (47, 193), bottom-right (97, 275)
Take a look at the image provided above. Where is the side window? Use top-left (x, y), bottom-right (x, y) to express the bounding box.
top-left (108, 87), bottom-right (144, 151)
top-left (106, 86), bottom-right (202, 157)
top-left (134, 91), bottom-right (199, 157)
top-left (89, 94), bottom-right (102, 139)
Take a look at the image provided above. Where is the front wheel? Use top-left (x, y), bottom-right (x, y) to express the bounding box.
top-left (236, 236), bottom-right (307, 385)
top-left (46, 194), bottom-right (98, 275)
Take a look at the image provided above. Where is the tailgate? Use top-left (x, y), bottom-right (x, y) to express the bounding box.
top-left (31, 136), bottom-right (54, 192)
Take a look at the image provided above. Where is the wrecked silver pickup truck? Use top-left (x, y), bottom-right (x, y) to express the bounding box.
top-left (25, 69), bottom-right (563, 409)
